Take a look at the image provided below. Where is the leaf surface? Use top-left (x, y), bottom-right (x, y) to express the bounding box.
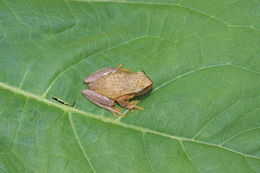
top-left (0, 0), bottom-right (260, 172)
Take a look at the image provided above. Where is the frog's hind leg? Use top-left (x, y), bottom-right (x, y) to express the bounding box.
top-left (82, 89), bottom-right (125, 118)
top-left (84, 65), bottom-right (130, 83)
top-left (116, 94), bottom-right (144, 111)
top-left (84, 67), bottom-right (119, 83)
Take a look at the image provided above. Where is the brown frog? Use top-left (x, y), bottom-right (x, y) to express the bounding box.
top-left (82, 65), bottom-right (152, 118)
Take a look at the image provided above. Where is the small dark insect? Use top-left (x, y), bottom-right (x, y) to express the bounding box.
top-left (52, 97), bottom-right (76, 107)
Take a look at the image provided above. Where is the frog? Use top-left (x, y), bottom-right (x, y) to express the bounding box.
top-left (82, 64), bottom-right (152, 118)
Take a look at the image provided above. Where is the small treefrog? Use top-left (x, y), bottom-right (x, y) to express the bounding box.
top-left (82, 65), bottom-right (152, 118)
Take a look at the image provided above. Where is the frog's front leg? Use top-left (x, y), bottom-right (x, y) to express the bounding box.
top-left (116, 94), bottom-right (144, 111)
top-left (82, 89), bottom-right (125, 118)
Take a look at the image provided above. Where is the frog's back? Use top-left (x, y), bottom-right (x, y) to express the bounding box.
top-left (88, 71), bottom-right (151, 99)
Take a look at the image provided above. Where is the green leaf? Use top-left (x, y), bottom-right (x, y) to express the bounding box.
top-left (0, 0), bottom-right (260, 172)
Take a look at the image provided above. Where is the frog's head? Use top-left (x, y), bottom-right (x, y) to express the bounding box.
top-left (135, 71), bottom-right (153, 96)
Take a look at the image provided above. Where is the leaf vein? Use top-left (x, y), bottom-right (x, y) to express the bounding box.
top-left (179, 141), bottom-right (202, 173)
top-left (0, 64), bottom-right (259, 160)
top-left (152, 63), bottom-right (259, 95)
top-left (0, 0), bottom-right (29, 28)
top-left (142, 132), bottom-right (155, 173)
top-left (18, 65), bottom-right (31, 89)
top-left (192, 97), bottom-right (241, 140)
top-left (220, 127), bottom-right (260, 146)
top-left (11, 98), bottom-right (29, 151)
top-left (244, 157), bottom-right (257, 173)
top-left (71, 0), bottom-right (260, 32)
top-left (41, 36), bottom-right (147, 97)
top-left (68, 113), bottom-right (97, 173)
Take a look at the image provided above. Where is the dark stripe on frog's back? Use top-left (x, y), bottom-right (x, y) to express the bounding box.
top-left (88, 71), bottom-right (151, 99)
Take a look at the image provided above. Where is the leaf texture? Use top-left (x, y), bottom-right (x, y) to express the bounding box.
top-left (0, 0), bottom-right (260, 172)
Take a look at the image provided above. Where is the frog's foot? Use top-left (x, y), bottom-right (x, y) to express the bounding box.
top-left (130, 100), bottom-right (139, 104)
top-left (117, 64), bottom-right (124, 68)
top-left (110, 107), bottom-right (126, 118)
top-left (116, 64), bottom-right (130, 73)
top-left (112, 113), bottom-right (118, 119)
top-left (125, 100), bottom-right (144, 111)
top-left (124, 104), bottom-right (144, 111)
top-left (129, 100), bottom-right (144, 112)
top-left (119, 68), bottom-right (130, 72)
top-left (132, 105), bottom-right (144, 111)
top-left (117, 95), bottom-right (144, 112)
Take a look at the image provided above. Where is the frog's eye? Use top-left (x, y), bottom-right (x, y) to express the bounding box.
top-left (136, 85), bottom-right (152, 96)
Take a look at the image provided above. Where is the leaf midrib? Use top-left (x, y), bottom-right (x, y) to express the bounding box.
top-left (0, 78), bottom-right (259, 160)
